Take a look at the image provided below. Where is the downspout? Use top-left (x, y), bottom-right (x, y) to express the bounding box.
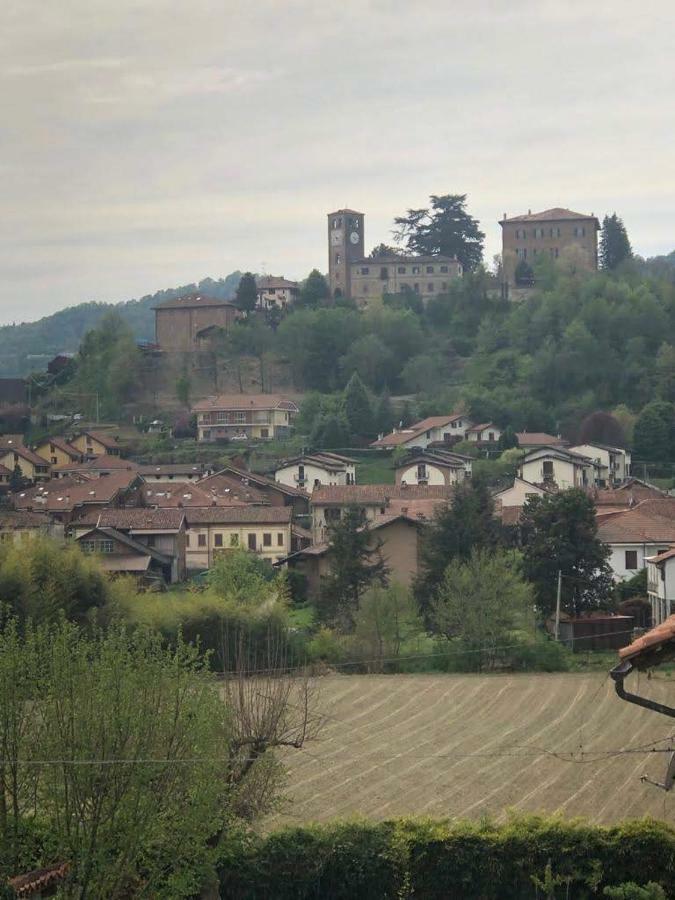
top-left (610, 658), bottom-right (675, 718)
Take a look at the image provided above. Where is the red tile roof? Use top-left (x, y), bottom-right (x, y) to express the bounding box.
top-left (185, 506), bottom-right (291, 525)
top-left (596, 508), bottom-right (675, 544)
top-left (515, 432), bottom-right (567, 447)
top-left (0, 444), bottom-right (51, 467)
top-left (502, 207), bottom-right (598, 223)
top-left (9, 862), bottom-right (70, 897)
top-left (142, 483), bottom-right (248, 508)
top-left (78, 430), bottom-right (122, 450)
top-left (371, 414), bottom-right (466, 448)
top-left (76, 507), bottom-right (185, 530)
top-left (311, 484), bottom-right (454, 506)
top-left (256, 276), bottom-right (299, 290)
top-left (647, 546), bottom-right (675, 565)
top-left (13, 471), bottom-right (138, 512)
top-left (36, 436), bottom-right (81, 460)
top-left (153, 292), bottom-right (237, 310)
top-left (619, 614), bottom-right (675, 664)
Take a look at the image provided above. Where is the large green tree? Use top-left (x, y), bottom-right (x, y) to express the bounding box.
top-left (343, 372), bottom-right (372, 438)
top-left (235, 272), bottom-right (258, 314)
top-left (393, 194), bottom-right (485, 271)
top-left (633, 400), bottom-right (675, 462)
top-left (415, 480), bottom-right (503, 616)
top-left (319, 507), bottom-right (388, 629)
top-left (520, 489), bottom-right (613, 617)
top-left (297, 269), bottom-right (330, 309)
top-left (599, 213), bottom-right (633, 270)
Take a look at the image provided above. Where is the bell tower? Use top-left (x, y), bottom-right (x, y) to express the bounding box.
top-left (327, 208), bottom-right (364, 300)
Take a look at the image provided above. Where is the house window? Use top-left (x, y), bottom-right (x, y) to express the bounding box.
top-left (214, 533), bottom-right (223, 547)
top-left (298, 464), bottom-right (305, 481)
top-left (234, 411), bottom-right (246, 423)
top-left (625, 550), bottom-right (638, 570)
top-left (81, 541), bottom-right (96, 553)
top-left (412, 265), bottom-right (420, 274)
top-left (379, 507), bottom-right (386, 515)
top-left (230, 534), bottom-right (239, 547)
top-left (51, 456), bottom-right (58, 465)
top-left (277, 532), bottom-right (284, 546)
top-left (360, 266), bottom-right (369, 275)
top-left (488, 432), bottom-right (495, 441)
top-left (326, 508), bottom-right (341, 522)
top-left (379, 267), bottom-right (389, 279)
top-left (197, 534), bottom-right (206, 547)
top-left (397, 266), bottom-right (406, 274)
top-left (426, 265), bottom-right (434, 273)
top-left (260, 428), bottom-right (269, 438)
top-left (417, 464), bottom-right (427, 480)
top-left (248, 533), bottom-right (257, 551)
top-left (440, 265), bottom-right (448, 273)
top-left (427, 283), bottom-right (434, 292)
top-left (263, 532), bottom-right (272, 547)
top-left (542, 460), bottom-right (554, 477)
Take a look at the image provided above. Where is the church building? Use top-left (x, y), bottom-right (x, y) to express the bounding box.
top-left (327, 208), bottom-right (462, 307)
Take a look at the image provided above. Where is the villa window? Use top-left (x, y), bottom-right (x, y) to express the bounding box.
top-left (625, 550), bottom-right (638, 570)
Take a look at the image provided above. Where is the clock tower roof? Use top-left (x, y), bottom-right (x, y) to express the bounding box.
top-left (328, 208), bottom-right (363, 216)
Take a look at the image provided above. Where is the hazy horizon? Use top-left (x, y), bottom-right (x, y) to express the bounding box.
top-left (2, 0), bottom-right (673, 326)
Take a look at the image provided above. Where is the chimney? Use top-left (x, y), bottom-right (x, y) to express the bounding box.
top-left (528, 209), bottom-right (532, 215)
top-left (503, 212), bottom-right (506, 220)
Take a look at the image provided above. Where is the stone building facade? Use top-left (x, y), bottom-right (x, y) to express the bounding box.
top-left (500, 207), bottom-right (600, 290)
top-left (154, 293), bottom-right (239, 352)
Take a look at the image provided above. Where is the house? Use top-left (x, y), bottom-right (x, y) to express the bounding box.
top-left (569, 443), bottom-right (631, 486)
top-left (310, 483), bottom-right (453, 543)
top-left (52, 455), bottom-right (139, 479)
top-left (256, 276), bottom-right (300, 309)
top-left (141, 481), bottom-right (248, 509)
top-left (274, 452), bottom-right (356, 492)
top-left (597, 506), bottom-right (675, 581)
top-left (518, 446), bottom-right (599, 490)
top-left (466, 423), bottom-right (502, 445)
top-left (13, 471), bottom-right (142, 525)
top-left (153, 293), bottom-right (239, 352)
top-left (184, 506), bottom-right (293, 570)
top-left (371, 414), bottom-right (474, 450)
top-left (0, 510), bottom-right (62, 543)
top-left (34, 436), bottom-right (83, 468)
top-left (284, 514), bottom-right (427, 597)
top-left (71, 508), bottom-right (186, 582)
top-left (0, 464), bottom-right (12, 492)
top-left (500, 207), bottom-right (600, 290)
top-left (515, 432), bottom-right (568, 450)
top-left (76, 526), bottom-right (174, 587)
top-left (138, 463), bottom-right (212, 483)
top-left (646, 547), bottom-right (675, 626)
top-left (395, 448), bottom-right (471, 487)
top-left (70, 430), bottom-right (122, 458)
top-left (494, 477), bottom-right (552, 509)
top-left (198, 465), bottom-right (309, 514)
top-left (193, 394), bottom-right (299, 442)
top-left (0, 444), bottom-right (51, 482)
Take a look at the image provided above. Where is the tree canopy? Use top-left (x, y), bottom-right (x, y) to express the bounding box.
top-left (393, 194), bottom-right (485, 271)
top-left (599, 213), bottom-right (632, 270)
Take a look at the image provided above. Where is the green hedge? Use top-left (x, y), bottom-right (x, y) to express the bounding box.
top-left (217, 816), bottom-right (675, 899)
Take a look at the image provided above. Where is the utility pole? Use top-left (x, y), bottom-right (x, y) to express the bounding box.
top-left (554, 570), bottom-right (562, 641)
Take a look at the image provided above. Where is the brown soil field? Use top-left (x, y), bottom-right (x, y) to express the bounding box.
top-left (272, 672), bottom-right (675, 826)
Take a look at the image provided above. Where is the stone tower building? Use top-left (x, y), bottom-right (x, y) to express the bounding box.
top-left (327, 209), bottom-right (364, 299)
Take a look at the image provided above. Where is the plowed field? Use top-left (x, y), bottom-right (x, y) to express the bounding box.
top-left (273, 672), bottom-right (675, 825)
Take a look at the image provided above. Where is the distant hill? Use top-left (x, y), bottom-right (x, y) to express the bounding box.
top-left (0, 273), bottom-right (242, 377)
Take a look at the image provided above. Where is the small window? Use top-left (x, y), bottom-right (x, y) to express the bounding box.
top-left (397, 266), bottom-right (406, 274)
top-left (277, 532), bottom-right (284, 546)
top-left (625, 550), bottom-right (638, 570)
top-left (197, 533), bottom-right (206, 547)
top-left (379, 267), bottom-right (389, 279)
top-left (427, 283), bottom-right (434, 292)
top-left (360, 266), bottom-right (369, 275)
top-left (542, 460), bottom-right (554, 476)
top-left (440, 265), bottom-right (448, 273)
top-left (412, 265), bottom-right (420, 274)
top-left (426, 265), bottom-right (434, 273)
top-left (214, 533), bottom-right (223, 547)
top-left (379, 507), bottom-right (386, 515)
top-left (263, 532), bottom-right (272, 547)
top-left (248, 533), bottom-right (257, 551)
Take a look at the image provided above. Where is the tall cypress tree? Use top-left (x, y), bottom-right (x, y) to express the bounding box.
top-left (234, 272), bottom-right (258, 313)
top-left (343, 372), bottom-right (372, 438)
top-left (599, 213), bottom-right (632, 270)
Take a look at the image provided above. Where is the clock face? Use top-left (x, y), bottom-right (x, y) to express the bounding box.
top-left (331, 230), bottom-right (343, 246)
top-left (350, 231), bottom-right (359, 245)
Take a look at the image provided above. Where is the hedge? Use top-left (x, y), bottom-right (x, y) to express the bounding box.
top-left (217, 815), bottom-right (675, 899)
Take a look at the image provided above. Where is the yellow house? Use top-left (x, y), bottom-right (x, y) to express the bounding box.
top-left (0, 445), bottom-right (51, 482)
top-left (70, 430), bottom-right (122, 458)
top-left (0, 510), bottom-right (62, 543)
top-left (193, 395), bottom-right (299, 442)
top-left (184, 506), bottom-right (292, 570)
top-left (34, 436), bottom-right (83, 467)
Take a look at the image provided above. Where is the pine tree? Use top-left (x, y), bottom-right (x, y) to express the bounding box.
top-left (599, 213), bottom-right (632, 270)
top-left (343, 373), bottom-right (372, 438)
top-left (319, 507), bottom-right (389, 628)
top-left (497, 426), bottom-right (519, 451)
top-left (297, 270), bottom-right (330, 309)
top-left (235, 272), bottom-right (258, 314)
top-left (373, 392), bottom-right (395, 435)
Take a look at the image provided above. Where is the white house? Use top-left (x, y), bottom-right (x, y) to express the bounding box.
top-left (569, 443), bottom-right (631, 486)
top-left (494, 477), bottom-right (552, 509)
top-left (274, 452), bottom-right (356, 492)
top-left (395, 449), bottom-right (472, 486)
top-left (371, 414), bottom-right (474, 450)
top-left (597, 508), bottom-right (675, 581)
top-left (647, 547), bottom-right (675, 625)
top-left (518, 446), bottom-right (600, 490)
top-left (256, 276), bottom-right (300, 309)
top-left (465, 423), bottom-right (502, 444)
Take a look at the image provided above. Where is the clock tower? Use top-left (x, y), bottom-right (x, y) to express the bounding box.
top-left (327, 208), bottom-right (365, 300)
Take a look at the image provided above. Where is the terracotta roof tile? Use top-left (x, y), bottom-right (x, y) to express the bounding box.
top-left (192, 394), bottom-right (299, 413)
top-left (13, 471), bottom-right (138, 512)
top-left (619, 614), bottom-right (675, 662)
top-left (502, 207), bottom-right (598, 223)
top-left (597, 508), bottom-right (675, 544)
top-left (153, 292), bottom-right (237, 310)
top-left (185, 506), bottom-right (291, 524)
top-left (77, 508), bottom-right (185, 530)
top-left (311, 484), bottom-right (454, 505)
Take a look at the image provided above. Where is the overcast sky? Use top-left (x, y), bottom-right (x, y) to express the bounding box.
top-left (1, 0), bottom-right (673, 324)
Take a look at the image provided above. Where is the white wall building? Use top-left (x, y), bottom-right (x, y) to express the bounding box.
top-left (256, 276), bottom-right (299, 309)
top-left (597, 509), bottom-right (675, 581)
top-left (275, 453), bottom-right (356, 492)
top-left (395, 449), bottom-right (471, 486)
top-left (519, 447), bottom-right (599, 490)
top-left (647, 548), bottom-right (675, 625)
top-left (494, 477), bottom-right (551, 509)
top-left (569, 443), bottom-right (631, 486)
top-left (371, 414), bottom-right (474, 450)
top-left (466, 423), bottom-right (502, 444)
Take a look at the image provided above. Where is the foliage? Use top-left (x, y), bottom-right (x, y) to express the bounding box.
top-left (604, 884), bottom-right (666, 899)
top-left (521, 489), bottom-right (613, 617)
top-left (515, 259), bottom-right (534, 287)
top-left (319, 507), bottom-right (389, 629)
top-left (0, 536), bottom-right (116, 627)
top-left (633, 400), bottom-right (675, 462)
top-left (415, 480), bottom-right (503, 616)
top-left (577, 410), bottom-right (625, 447)
top-left (343, 372), bottom-right (372, 438)
top-left (235, 272), bottom-right (258, 313)
top-left (350, 583), bottom-right (425, 671)
top-left (393, 193), bottom-right (485, 271)
top-left (431, 550), bottom-right (533, 670)
top-left (175, 369), bottom-right (191, 406)
top-left (217, 816), bottom-right (675, 899)
top-left (297, 269), bottom-right (330, 309)
top-left (600, 213), bottom-right (633, 270)
top-left (497, 425), bottom-right (519, 451)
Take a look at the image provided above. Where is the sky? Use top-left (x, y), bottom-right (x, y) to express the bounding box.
top-left (1, 0), bottom-right (674, 325)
